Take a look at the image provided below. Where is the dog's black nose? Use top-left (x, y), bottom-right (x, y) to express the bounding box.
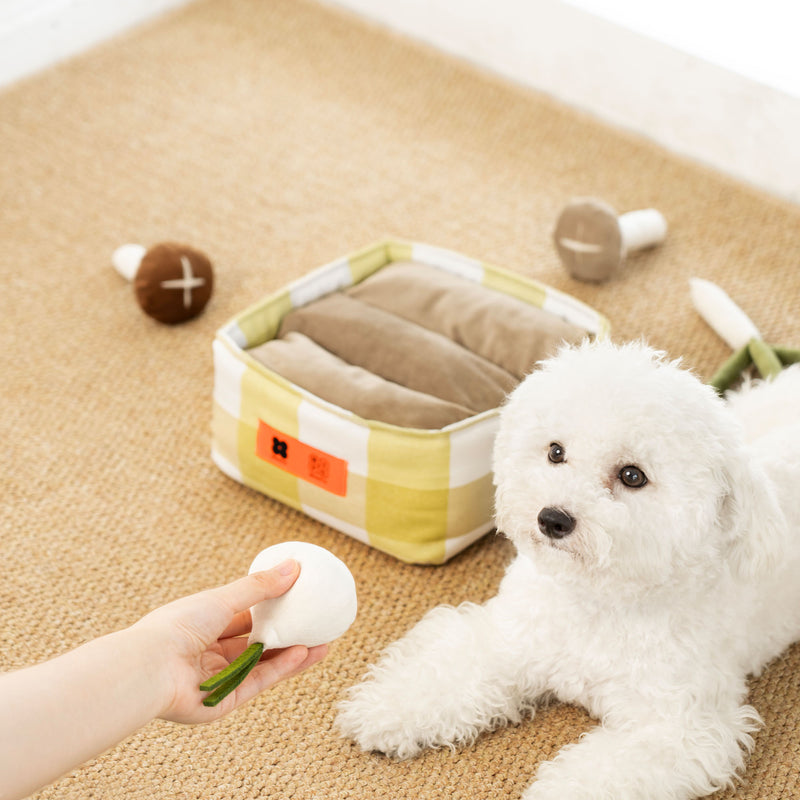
top-left (537, 507), bottom-right (576, 539)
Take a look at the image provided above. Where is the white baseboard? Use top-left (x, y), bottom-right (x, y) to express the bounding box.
top-left (0, 0), bottom-right (192, 90)
top-left (327, 0), bottom-right (800, 204)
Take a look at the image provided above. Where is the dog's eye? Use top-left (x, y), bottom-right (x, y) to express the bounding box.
top-left (548, 443), bottom-right (566, 464)
top-left (619, 465), bottom-right (647, 488)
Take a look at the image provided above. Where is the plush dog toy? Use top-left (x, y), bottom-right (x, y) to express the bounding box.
top-left (690, 278), bottom-right (800, 392)
top-left (112, 242), bottom-right (213, 323)
top-left (201, 542), bottom-right (357, 707)
top-left (553, 197), bottom-right (667, 282)
top-left (337, 340), bottom-right (800, 800)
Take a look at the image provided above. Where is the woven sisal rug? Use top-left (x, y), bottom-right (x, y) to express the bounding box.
top-left (1, 0), bottom-right (798, 797)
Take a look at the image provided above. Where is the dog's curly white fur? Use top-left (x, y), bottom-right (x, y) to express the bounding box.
top-left (337, 340), bottom-right (800, 799)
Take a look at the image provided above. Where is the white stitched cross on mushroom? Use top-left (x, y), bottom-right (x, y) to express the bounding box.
top-left (160, 255), bottom-right (208, 310)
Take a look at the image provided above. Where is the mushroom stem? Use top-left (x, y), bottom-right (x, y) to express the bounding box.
top-left (618, 209), bottom-right (668, 254)
top-left (111, 243), bottom-right (147, 282)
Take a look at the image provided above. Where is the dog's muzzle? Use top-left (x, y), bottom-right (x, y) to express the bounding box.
top-left (537, 507), bottom-right (576, 539)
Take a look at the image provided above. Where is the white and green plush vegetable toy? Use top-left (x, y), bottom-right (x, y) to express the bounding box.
top-left (199, 542), bottom-right (357, 707)
top-left (690, 278), bottom-right (800, 393)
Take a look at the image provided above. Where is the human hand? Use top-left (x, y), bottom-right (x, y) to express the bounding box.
top-left (132, 559), bottom-right (328, 724)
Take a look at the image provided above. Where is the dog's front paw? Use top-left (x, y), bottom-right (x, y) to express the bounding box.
top-left (337, 603), bottom-right (520, 759)
top-left (336, 674), bottom-right (431, 759)
top-left (336, 655), bottom-right (510, 758)
top-left (521, 764), bottom-right (606, 800)
top-left (521, 774), bottom-right (583, 800)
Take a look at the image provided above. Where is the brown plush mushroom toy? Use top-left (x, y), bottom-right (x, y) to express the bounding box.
top-left (112, 242), bottom-right (214, 324)
top-left (553, 198), bottom-right (667, 282)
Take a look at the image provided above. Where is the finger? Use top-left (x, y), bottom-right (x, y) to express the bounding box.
top-left (230, 644), bottom-right (328, 708)
top-left (218, 635), bottom-right (253, 662)
top-left (217, 642), bottom-right (312, 668)
top-left (220, 609), bottom-right (254, 640)
top-left (258, 644), bottom-right (329, 685)
top-left (212, 560), bottom-right (300, 616)
top-left (231, 646), bottom-right (309, 706)
top-left (198, 644), bottom-right (330, 719)
top-left (286, 643), bottom-right (328, 678)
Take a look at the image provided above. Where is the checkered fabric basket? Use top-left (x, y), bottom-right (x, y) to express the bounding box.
top-left (211, 240), bottom-right (609, 564)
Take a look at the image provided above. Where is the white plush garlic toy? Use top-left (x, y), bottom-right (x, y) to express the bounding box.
top-left (248, 541), bottom-right (357, 648)
top-left (200, 542), bottom-right (357, 706)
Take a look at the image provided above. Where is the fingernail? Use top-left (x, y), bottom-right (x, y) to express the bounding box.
top-left (277, 558), bottom-right (298, 575)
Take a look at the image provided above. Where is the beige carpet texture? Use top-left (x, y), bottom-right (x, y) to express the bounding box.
top-left (2, 0), bottom-right (799, 797)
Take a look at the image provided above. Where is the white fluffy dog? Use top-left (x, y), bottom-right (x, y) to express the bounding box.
top-left (337, 340), bottom-right (800, 799)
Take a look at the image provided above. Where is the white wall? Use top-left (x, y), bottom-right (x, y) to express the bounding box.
top-left (563, 0), bottom-right (800, 100)
top-left (328, 0), bottom-right (800, 204)
top-left (0, 0), bottom-right (192, 89)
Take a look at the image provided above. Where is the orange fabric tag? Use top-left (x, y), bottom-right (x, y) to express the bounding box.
top-left (255, 420), bottom-right (348, 497)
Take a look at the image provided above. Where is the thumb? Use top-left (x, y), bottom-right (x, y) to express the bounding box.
top-left (214, 559), bottom-right (301, 617)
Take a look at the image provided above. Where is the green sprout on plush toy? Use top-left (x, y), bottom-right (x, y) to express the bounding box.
top-left (200, 641), bottom-right (267, 707)
top-left (690, 279), bottom-right (800, 393)
top-left (710, 342), bottom-right (800, 394)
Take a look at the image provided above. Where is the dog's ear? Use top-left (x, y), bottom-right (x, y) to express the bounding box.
top-left (720, 446), bottom-right (787, 581)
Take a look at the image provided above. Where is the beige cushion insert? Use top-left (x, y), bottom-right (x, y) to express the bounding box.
top-left (277, 292), bottom-right (517, 413)
top-left (250, 261), bottom-right (588, 428)
top-left (249, 332), bottom-right (475, 429)
top-left (348, 262), bottom-right (587, 379)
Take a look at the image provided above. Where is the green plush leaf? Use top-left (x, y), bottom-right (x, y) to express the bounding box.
top-left (199, 642), bottom-right (264, 697)
top-left (749, 339), bottom-right (782, 379)
top-left (710, 345), bottom-right (752, 394)
top-left (774, 345), bottom-right (800, 365)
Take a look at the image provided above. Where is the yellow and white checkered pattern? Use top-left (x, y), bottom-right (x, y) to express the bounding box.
top-left (211, 240), bottom-right (609, 564)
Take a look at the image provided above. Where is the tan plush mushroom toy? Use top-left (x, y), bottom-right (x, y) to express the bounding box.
top-left (112, 242), bottom-right (214, 323)
top-left (553, 197), bottom-right (667, 282)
